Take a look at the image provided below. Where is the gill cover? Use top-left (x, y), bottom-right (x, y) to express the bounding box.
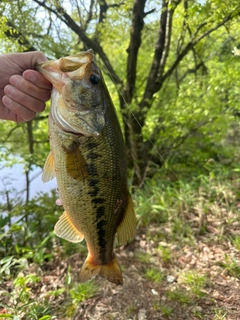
top-left (36, 50), bottom-right (105, 137)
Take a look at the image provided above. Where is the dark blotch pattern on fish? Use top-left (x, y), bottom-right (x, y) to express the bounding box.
top-left (96, 206), bottom-right (107, 263)
top-left (86, 152), bottom-right (101, 160)
top-left (96, 205), bottom-right (105, 219)
top-left (92, 197), bottom-right (105, 205)
top-left (88, 179), bottom-right (99, 197)
top-left (96, 216), bottom-right (107, 259)
top-left (86, 145), bottom-right (112, 262)
top-left (88, 163), bottom-right (98, 176)
top-left (87, 142), bottom-right (98, 150)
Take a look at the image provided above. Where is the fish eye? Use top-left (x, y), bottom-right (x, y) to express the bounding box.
top-left (89, 74), bottom-right (100, 85)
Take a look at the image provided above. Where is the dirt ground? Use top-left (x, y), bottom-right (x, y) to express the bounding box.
top-left (1, 218), bottom-right (240, 320)
top-left (70, 229), bottom-right (240, 320)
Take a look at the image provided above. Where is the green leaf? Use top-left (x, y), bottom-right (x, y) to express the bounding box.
top-left (38, 316), bottom-right (52, 320)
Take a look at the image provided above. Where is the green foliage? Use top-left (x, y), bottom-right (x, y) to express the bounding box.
top-left (135, 160), bottom-right (240, 233)
top-left (219, 254), bottom-right (240, 277)
top-left (0, 270), bottom-right (55, 319)
top-left (69, 282), bottom-right (98, 304)
top-left (166, 289), bottom-right (191, 304)
top-left (160, 305), bottom-right (173, 317)
top-left (213, 309), bottom-right (228, 320)
top-left (179, 271), bottom-right (207, 297)
top-left (145, 268), bottom-right (164, 283)
top-left (136, 251), bottom-right (152, 263)
top-left (0, 190), bottom-right (60, 259)
top-left (157, 245), bottom-right (172, 264)
top-left (63, 282), bottom-right (99, 318)
top-left (231, 236), bottom-right (240, 251)
top-left (0, 256), bottom-right (28, 279)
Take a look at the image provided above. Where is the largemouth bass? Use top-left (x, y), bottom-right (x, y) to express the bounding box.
top-left (36, 50), bottom-right (136, 285)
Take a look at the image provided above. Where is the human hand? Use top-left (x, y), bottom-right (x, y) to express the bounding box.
top-left (0, 51), bottom-right (52, 122)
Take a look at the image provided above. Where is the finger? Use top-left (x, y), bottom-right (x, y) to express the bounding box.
top-left (0, 97), bottom-right (16, 121)
top-left (2, 95), bottom-right (36, 122)
top-left (9, 75), bottom-right (51, 102)
top-left (4, 84), bottom-right (46, 114)
top-left (22, 70), bottom-right (52, 90)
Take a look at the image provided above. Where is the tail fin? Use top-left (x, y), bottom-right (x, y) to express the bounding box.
top-left (79, 255), bottom-right (123, 285)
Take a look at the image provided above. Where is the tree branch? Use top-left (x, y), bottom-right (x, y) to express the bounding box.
top-left (27, 120), bottom-right (34, 154)
top-left (157, 0), bottom-right (179, 81)
top-left (98, 0), bottom-right (108, 23)
top-left (97, 0), bottom-right (125, 23)
top-left (125, 0), bottom-right (147, 104)
top-left (178, 61), bottom-right (206, 82)
top-left (33, 0), bottom-right (122, 85)
top-left (84, 0), bottom-right (95, 30)
top-left (161, 12), bottom-right (237, 84)
top-left (142, 0), bottom-right (168, 101)
top-left (136, 0), bottom-right (180, 128)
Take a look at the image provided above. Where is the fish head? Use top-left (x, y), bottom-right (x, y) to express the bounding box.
top-left (36, 50), bottom-right (105, 137)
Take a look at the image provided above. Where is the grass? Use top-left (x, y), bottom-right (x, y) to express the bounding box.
top-left (213, 309), bottom-right (228, 320)
top-left (231, 235), bottom-right (240, 251)
top-left (145, 268), bottom-right (164, 283)
top-left (69, 282), bottom-right (98, 304)
top-left (166, 288), bottom-right (192, 304)
top-left (179, 270), bottom-right (207, 297)
top-left (136, 251), bottom-right (152, 263)
top-left (64, 281), bottom-right (99, 318)
top-left (219, 254), bottom-right (240, 277)
top-left (135, 166), bottom-right (240, 246)
top-left (160, 305), bottom-right (173, 317)
top-left (157, 245), bottom-right (172, 264)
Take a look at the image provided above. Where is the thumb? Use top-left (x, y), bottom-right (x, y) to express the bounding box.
top-left (9, 52), bottom-right (49, 71)
top-left (26, 51), bottom-right (49, 70)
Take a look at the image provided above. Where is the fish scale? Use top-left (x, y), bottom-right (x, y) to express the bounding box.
top-left (37, 50), bottom-right (136, 285)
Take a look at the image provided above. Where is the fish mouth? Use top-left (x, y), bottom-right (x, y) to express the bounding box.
top-left (63, 130), bottom-right (84, 137)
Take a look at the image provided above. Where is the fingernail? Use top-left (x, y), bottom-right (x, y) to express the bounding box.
top-left (2, 95), bottom-right (12, 106)
top-left (4, 85), bottom-right (14, 97)
top-left (23, 71), bottom-right (36, 82)
top-left (9, 75), bottom-right (21, 87)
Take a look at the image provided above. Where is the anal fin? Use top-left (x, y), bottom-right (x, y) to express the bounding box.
top-left (117, 193), bottom-right (136, 245)
top-left (54, 211), bottom-right (84, 243)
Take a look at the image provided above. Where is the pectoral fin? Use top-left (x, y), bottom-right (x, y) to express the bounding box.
top-left (42, 151), bottom-right (55, 182)
top-left (117, 194), bottom-right (136, 245)
top-left (54, 211), bottom-right (84, 243)
top-left (62, 141), bottom-right (89, 181)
